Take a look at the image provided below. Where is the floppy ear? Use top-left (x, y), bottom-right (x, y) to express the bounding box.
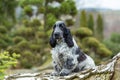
top-left (49, 31), bottom-right (56, 48)
top-left (63, 27), bottom-right (74, 47)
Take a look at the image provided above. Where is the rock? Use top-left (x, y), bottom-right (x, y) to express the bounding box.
top-left (5, 52), bottom-right (120, 80)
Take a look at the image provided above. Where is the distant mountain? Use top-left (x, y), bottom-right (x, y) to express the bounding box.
top-left (75, 0), bottom-right (120, 11)
top-left (79, 7), bottom-right (113, 12)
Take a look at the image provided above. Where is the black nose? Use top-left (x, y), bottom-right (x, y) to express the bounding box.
top-left (54, 32), bottom-right (60, 38)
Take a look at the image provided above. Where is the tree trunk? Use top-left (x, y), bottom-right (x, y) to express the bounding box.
top-left (44, 0), bottom-right (48, 32)
top-left (5, 52), bottom-right (120, 80)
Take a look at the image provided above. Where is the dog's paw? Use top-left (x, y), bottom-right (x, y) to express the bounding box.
top-left (60, 72), bottom-right (69, 76)
top-left (51, 72), bottom-right (59, 76)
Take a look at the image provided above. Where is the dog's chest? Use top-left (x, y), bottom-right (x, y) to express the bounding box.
top-left (51, 43), bottom-right (71, 65)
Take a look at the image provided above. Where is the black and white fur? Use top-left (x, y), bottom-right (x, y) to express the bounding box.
top-left (49, 21), bottom-right (95, 76)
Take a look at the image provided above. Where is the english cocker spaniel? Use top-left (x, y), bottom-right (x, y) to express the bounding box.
top-left (49, 21), bottom-right (95, 76)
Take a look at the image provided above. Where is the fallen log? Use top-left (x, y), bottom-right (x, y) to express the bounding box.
top-left (5, 52), bottom-right (120, 80)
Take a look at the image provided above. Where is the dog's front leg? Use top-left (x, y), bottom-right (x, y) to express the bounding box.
top-left (51, 61), bottom-right (62, 76)
top-left (60, 58), bottom-right (76, 76)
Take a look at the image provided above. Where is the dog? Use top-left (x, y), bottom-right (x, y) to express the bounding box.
top-left (49, 21), bottom-right (95, 76)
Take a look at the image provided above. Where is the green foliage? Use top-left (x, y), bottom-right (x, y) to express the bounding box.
top-left (0, 26), bottom-right (8, 33)
top-left (65, 19), bottom-right (74, 26)
top-left (111, 33), bottom-right (120, 43)
top-left (96, 14), bottom-right (104, 41)
top-left (35, 31), bottom-right (46, 38)
top-left (0, 33), bottom-right (13, 48)
top-left (38, 6), bottom-right (45, 13)
top-left (74, 27), bottom-right (93, 38)
top-left (46, 13), bottom-right (57, 31)
top-left (23, 5), bottom-right (33, 17)
top-left (31, 19), bottom-right (41, 27)
top-left (14, 27), bottom-right (34, 38)
top-left (82, 37), bottom-right (99, 48)
top-left (103, 33), bottom-right (120, 56)
top-left (23, 19), bottom-right (31, 27)
top-left (97, 46), bottom-right (112, 57)
top-left (13, 36), bottom-right (26, 44)
top-left (0, 0), bottom-right (77, 69)
top-left (0, 0), bottom-right (18, 24)
top-left (16, 40), bottom-right (29, 49)
top-left (80, 10), bottom-right (87, 27)
top-left (60, 0), bottom-right (77, 16)
top-left (87, 14), bottom-right (94, 32)
top-left (0, 51), bottom-right (20, 79)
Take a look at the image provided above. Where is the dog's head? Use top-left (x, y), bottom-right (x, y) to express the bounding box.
top-left (49, 21), bottom-right (74, 48)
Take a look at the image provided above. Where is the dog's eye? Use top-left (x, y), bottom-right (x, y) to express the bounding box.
top-left (59, 24), bottom-right (64, 30)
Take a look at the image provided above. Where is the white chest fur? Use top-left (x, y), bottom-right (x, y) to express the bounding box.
top-left (51, 42), bottom-right (78, 67)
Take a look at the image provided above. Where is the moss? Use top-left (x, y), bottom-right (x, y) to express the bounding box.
top-left (82, 37), bottom-right (100, 48)
top-left (97, 47), bottom-right (112, 57)
top-left (0, 26), bottom-right (8, 33)
top-left (74, 27), bottom-right (93, 38)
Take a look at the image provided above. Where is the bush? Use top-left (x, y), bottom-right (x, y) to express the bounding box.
top-left (31, 18), bottom-right (41, 27)
top-left (46, 13), bottom-right (57, 31)
top-left (16, 40), bottom-right (29, 49)
top-left (103, 33), bottom-right (120, 56)
top-left (35, 31), bottom-right (45, 38)
top-left (29, 44), bottom-right (41, 51)
top-left (20, 58), bottom-right (32, 69)
top-left (0, 26), bottom-right (8, 33)
top-left (111, 33), bottom-right (120, 43)
top-left (0, 51), bottom-right (20, 79)
top-left (103, 40), bottom-right (120, 56)
top-left (24, 5), bottom-right (33, 17)
top-left (97, 47), bottom-right (112, 57)
top-left (13, 36), bottom-right (26, 44)
top-left (15, 27), bottom-right (34, 37)
top-left (0, 39), bottom-right (8, 48)
top-left (38, 6), bottom-right (45, 13)
top-left (23, 19), bottom-right (31, 27)
top-left (82, 37), bottom-right (100, 48)
top-left (74, 27), bottom-right (93, 38)
top-left (65, 19), bottom-right (74, 26)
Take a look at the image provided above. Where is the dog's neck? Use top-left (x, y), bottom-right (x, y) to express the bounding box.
top-left (56, 38), bottom-right (65, 44)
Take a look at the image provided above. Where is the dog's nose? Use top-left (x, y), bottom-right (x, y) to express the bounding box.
top-left (54, 32), bottom-right (60, 38)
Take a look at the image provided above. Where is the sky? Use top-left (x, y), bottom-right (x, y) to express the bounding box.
top-left (75, 0), bottom-right (120, 10)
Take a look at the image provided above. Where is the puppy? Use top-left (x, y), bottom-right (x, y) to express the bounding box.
top-left (49, 21), bottom-right (95, 76)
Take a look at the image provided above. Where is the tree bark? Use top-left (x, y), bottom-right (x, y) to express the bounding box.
top-left (5, 52), bottom-right (120, 80)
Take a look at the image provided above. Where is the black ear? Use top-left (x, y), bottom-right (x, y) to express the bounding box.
top-left (49, 31), bottom-right (56, 48)
top-left (63, 27), bottom-right (74, 47)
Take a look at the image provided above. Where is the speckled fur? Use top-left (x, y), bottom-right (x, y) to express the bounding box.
top-left (50, 21), bottom-right (95, 76)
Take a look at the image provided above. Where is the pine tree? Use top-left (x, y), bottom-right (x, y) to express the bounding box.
top-left (20, 0), bottom-right (77, 31)
top-left (96, 14), bottom-right (104, 41)
top-left (87, 14), bottom-right (94, 33)
top-left (80, 10), bottom-right (87, 27)
top-left (0, 0), bottom-right (18, 25)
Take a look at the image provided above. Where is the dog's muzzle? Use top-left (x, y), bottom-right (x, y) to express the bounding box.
top-left (54, 32), bottom-right (61, 39)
